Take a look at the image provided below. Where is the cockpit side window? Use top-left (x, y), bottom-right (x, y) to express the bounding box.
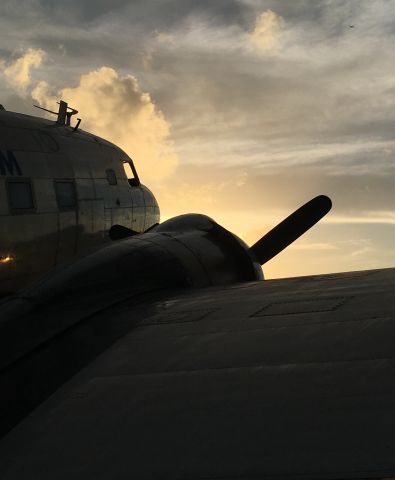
top-left (6, 179), bottom-right (36, 214)
top-left (122, 160), bottom-right (140, 187)
top-left (54, 180), bottom-right (77, 211)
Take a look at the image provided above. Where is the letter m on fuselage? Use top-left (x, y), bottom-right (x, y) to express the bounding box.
top-left (0, 150), bottom-right (22, 176)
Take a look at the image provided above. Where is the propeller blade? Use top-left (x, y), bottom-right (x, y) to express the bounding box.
top-left (249, 195), bottom-right (332, 265)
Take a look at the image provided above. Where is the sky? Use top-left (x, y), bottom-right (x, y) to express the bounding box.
top-left (1, 0), bottom-right (395, 278)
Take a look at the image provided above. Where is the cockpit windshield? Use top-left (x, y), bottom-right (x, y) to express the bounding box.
top-left (122, 160), bottom-right (140, 187)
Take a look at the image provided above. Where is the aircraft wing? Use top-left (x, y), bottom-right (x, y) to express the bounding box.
top-left (1, 267), bottom-right (395, 479)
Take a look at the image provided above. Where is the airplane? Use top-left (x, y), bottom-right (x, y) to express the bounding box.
top-left (1, 103), bottom-right (395, 479)
top-left (0, 100), bottom-right (159, 295)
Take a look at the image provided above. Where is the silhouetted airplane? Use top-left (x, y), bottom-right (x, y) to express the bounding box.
top-left (0, 103), bottom-right (394, 479)
top-left (0, 101), bottom-right (159, 295)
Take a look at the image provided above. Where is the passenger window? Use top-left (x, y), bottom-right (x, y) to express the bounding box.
top-left (106, 169), bottom-right (117, 185)
top-left (122, 160), bottom-right (140, 186)
top-left (55, 181), bottom-right (76, 210)
top-left (7, 180), bottom-right (35, 212)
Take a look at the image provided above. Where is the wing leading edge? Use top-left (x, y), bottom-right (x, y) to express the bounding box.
top-left (1, 268), bottom-right (395, 479)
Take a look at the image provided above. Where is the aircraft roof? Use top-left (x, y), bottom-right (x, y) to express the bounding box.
top-left (0, 108), bottom-right (117, 149)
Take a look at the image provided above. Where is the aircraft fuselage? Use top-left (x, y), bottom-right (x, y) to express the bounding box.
top-left (0, 108), bottom-right (159, 293)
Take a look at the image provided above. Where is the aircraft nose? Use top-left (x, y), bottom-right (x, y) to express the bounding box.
top-left (140, 183), bottom-right (160, 227)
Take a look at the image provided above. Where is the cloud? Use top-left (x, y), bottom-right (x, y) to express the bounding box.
top-left (2, 48), bottom-right (46, 95)
top-left (249, 9), bottom-right (283, 52)
top-left (290, 242), bottom-right (338, 251)
top-left (3, 49), bottom-right (178, 182)
top-left (55, 67), bottom-right (178, 181)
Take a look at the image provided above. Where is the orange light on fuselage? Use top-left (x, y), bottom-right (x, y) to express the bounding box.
top-left (0, 255), bottom-right (14, 264)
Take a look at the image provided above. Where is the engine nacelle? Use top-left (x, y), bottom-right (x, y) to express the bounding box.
top-left (0, 214), bottom-right (262, 334)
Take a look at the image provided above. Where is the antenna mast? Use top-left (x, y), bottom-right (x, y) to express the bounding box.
top-left (33, 100), bottom-right (81, 130)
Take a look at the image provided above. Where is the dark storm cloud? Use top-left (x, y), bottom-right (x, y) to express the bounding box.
top-left (1, 0), bottom-right (247, 30)
top-left (0, 0), bottom-right (247, 76)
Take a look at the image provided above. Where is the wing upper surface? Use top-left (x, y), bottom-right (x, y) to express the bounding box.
top-left (1, 268), bottom-right (395, 479)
